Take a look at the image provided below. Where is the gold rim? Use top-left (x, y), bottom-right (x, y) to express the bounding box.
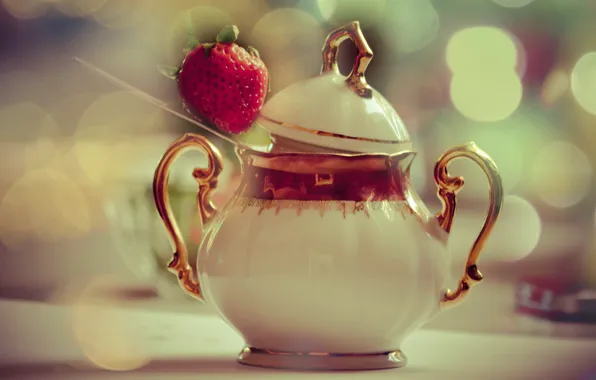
top-left (258, 115), bottom-right (410, 145)
top-left (238, 346), bottom-right (407, 371)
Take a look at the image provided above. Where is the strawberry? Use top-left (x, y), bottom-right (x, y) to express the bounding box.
top-left (159, 25), bottom-right (269, 134)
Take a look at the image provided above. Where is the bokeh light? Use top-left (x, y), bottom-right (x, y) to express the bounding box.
top-left (48, 92), bottom-right (100, 131)
top-left (53, 0), bottom-right (107, 17)
top-left (571, 51), bottom-right (596, 115)
top-left (76, 91), bottom-right (163, 139)
top-left (0, 71), bottom-right (49, 105)
top-left (485, 195), bottom-right (542, 262)
top-left (530, 141), bottom-right (592, 208)
top-left (70, 276), bottom-right (151, 371)
top-left (450, 71), bottom-right (523, 122)
top-left (0, 102), bottom-right (58, 141)
top-left (492, 0), bottom-right (536, 8)
top-left (0, 168), bottom-right (92, 246)
top-left (316, 0), bottom-right (336, 20)
top-left (91, 0), bottom-right (147, 30)
top-left (433, 108), bottom-right (554, 194)
top-left (252, 8), bottom-right (323, 92)
top-left (23, 136), bottom-right (62, 172)
top-left (446, 26), bottom-right (519, 73)
top-left (169, 5), bottom-right (234, 47)
top-left (252, 8), bottom-right (322, 53)
top-left (380, 0), bottom-right (439, 53)
top-left (446, 26), bottom-right (523, 122)
top-left (541, 69), bottom-right (569, 107)
top-left (316, 0), bottom-right (387, 25)
top-left (71, 141), bottom-right (121, 185)
top-left (1, 0), bottom-right (48, 19)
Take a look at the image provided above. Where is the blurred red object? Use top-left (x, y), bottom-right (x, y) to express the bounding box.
top-left (0, 6), bottom-right (18, 55)
top-left (511, 27), bottom-right (559, 87)
top-left (515, 277), bottom-right (570, 320)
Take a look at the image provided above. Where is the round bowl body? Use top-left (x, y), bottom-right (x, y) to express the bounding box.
top-left (197, 149), bottom-right (450, 357)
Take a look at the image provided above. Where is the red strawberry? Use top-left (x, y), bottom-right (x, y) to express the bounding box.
top-left (159, 25), bottom-right (269, 134)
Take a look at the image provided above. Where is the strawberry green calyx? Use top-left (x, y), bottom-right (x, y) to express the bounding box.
top-left (187, 34), bottom-right (200, 51)
top-left (158, 65), bottom-right (180, 80)
top-left (183, 13), bottom-right (200, 50)
top-left (216, 25), bottom-right (240, 44)
top-left (159, 25), bottom-right (242, 80)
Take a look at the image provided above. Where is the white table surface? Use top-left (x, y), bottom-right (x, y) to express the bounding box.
top-left (1, 299), bottom-right (596, 380)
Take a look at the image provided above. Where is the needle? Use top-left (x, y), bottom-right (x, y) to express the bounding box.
top-left (73, 57), bottom-right (248, 149)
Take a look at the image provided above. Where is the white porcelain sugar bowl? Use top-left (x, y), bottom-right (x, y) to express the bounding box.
top-left (151, 21), bottom-right (504, 371)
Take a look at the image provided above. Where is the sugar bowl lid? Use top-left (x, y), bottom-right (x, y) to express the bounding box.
top-left (257, 21), bottom-right (411, 154)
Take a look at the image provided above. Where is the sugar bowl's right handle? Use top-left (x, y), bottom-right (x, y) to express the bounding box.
top-left (434, 142), bottom-right (504, 309)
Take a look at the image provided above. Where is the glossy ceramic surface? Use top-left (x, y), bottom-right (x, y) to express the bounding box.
top-left (199, 196), bottom-right (449, 354)
top-left (258, 72), bottom-right (411, 153)
top-left (197, 147), bottom-right (449, 357)
top-left (258, 22), bottom-right (411, 154)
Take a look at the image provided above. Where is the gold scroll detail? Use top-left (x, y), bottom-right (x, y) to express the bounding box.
top-left (152, 133), bottom-right (224, 301)
top-left (315, 173), bottom-right (334, 186)
top-left (322, 21), bottom-right (374, 98)
top-left (434, 142), bottom-right (504, 309)
top-left (231, 197), bottom-right (413, 219)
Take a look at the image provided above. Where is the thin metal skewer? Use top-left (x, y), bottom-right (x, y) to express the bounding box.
top-left (73, 57), bottom-right (247, 149)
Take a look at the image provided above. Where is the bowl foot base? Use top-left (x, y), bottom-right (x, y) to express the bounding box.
top-left (237, 346), bottom-right (407, 371)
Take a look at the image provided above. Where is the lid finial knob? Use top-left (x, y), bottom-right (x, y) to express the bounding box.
top-left (321, 21), bottom-right (374, 98)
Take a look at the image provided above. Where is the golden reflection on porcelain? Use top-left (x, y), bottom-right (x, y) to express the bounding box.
top-left (433, 142), bottom-right (504, 308)
top-left (315, 173), bottom-right (334, 186)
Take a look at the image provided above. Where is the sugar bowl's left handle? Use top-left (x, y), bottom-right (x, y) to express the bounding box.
top-left (153, 133), bottom-right (224, 301)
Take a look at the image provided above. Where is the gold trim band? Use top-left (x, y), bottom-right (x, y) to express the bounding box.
top-left (238, 346), bottom-right (407, 370)
top-left (258, 115), bottom-right (409, 145)
top-left (232, 197), bottom-right (413, 218)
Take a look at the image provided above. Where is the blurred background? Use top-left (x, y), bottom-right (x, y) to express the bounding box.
top-left (0, 0), bottom-right (595, 340)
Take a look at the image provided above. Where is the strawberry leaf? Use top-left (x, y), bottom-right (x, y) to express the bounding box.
top-left (187, 35), bottom-right (200, 50)
top-left (157, 65), bottom-right (180, 80)
top-left (216, 25), bottom-right (239, 44)
top-left (183, 12), bottom-right (200, 49)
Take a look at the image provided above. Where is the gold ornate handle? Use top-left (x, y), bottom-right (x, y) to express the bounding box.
top-left (321, 21), bottom-right (374, 98)
top-left (152, 133), bottom-right (224, 301)
top-left (434, 142), bottom-right (504, 309)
